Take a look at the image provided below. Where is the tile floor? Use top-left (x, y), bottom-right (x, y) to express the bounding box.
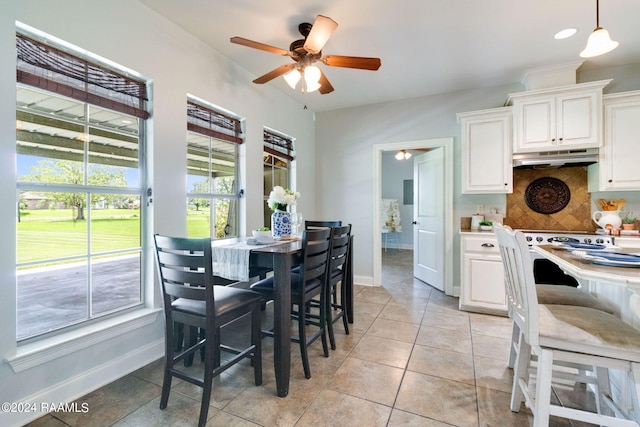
top-left (26, 249), bottom-right (596, 426)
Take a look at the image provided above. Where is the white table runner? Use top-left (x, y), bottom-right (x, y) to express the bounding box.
top-left (212, 239), bottom-right (289, 281)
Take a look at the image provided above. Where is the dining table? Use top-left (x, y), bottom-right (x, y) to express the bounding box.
top-left (212, 235), bottom-right (354, 397)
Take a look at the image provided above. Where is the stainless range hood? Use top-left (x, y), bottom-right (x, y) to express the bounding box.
top-left (513, 148), bottom-right (599, 169)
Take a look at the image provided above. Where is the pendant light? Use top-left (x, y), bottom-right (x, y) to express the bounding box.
top-left (580, 0), bottom-right (619, 58)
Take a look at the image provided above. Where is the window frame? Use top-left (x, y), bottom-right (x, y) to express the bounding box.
top-left (263, 128), bottom-right (295, 228)
top-left (186, 97), bottom-right (243, 240)
top-left (15, 25), bottom-right (151, 342)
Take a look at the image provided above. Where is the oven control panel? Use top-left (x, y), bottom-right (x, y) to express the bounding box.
top-left (522, 233), bottom-right (614, 246)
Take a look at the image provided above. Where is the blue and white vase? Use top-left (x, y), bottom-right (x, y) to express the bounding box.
top-left (271, 209), bottom-right (292, 237)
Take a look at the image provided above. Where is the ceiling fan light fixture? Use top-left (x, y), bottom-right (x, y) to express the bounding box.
top-left (580, 27), bottom-right (619, 58)
top-left (283, 69), bottom-right (301, 89)
top-left (395, 150), bottom-right (411, 160)
top-left (303, 65), bottom-right (322, 93)
top-left (579, 0), bottom-right (619, 58)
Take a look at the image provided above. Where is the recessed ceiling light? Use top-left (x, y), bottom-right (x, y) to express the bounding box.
top-left (554, 28), bottom-right (578, 40)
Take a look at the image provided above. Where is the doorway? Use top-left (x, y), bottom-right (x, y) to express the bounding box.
top-left (372, 138), bottom-right (454, 295)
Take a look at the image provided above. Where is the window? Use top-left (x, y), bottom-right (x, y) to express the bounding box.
top-left (15, 31), bottom-right (149, 341)
top-left (186, 99), bottom-right (242, 239)
top-left (263, 129), bottom-right (295, 228)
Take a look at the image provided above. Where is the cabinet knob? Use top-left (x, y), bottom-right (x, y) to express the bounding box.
top-left (551, 138), bottom-right (556, 142)
top-left (481, 243), bottom-right (495, 248)
top-left (505, 183), bottom-right (508, 186)
top-left (558, 137), bottom-right (563, 142)
top-left (608, 179), bottom-right (613, 183)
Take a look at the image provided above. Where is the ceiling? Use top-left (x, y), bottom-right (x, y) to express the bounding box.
top-left (140, 0), bottom-right (640, 112)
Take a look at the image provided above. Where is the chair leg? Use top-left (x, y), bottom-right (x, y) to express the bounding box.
top-left (508, 321), bottom-right (519, 369)
top-left (252, 306), bottom-right (263, 386)
top-left (184, 326), bottom-right (198, 367)
top-left (327, 285), bottom-right (337, 350)
top-left (198, 332), bottom-right (215, 427)
top-left (593, 366), bottom-right (612, 417)
top-left (319, 291), bottom-right (329, 358)
top-left (174, 321), bottom-right (184, 352)
top-left (510, 330), bottom-right (530, 412)
top-left (340, 282), bottom-right (350, 336)
top-left (632, 363), bottom-right (640, 417)
top-left (532, 348), bottom-right (553, 427)
top-left (160, 321), bottom-right (174, 410)
top-left (298, 308), bottom-right (311, 379)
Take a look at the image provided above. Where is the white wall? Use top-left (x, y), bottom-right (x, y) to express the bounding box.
top-left (0, 1), bottom-right (315, 425)
top-left (314, 87), bottom-right (517, 286)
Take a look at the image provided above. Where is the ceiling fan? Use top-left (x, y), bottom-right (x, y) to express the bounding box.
top-left (230, 15), bottom-right (381, 95)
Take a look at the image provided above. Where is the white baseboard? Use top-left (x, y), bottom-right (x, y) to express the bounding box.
top-left (1, 339), bottom-right (164, 427)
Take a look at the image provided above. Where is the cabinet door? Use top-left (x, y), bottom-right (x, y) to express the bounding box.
top-left (513, 97), bottom-right (555, 152)
top-left (556, 91), bottom-right (600, 149)
top-left (460, 252), bottom-right (507, 315)
top-left (598, 95), bottom-right (640, 190)
top-left (460, 235), bottom-right (507, 315)
top-left (460, 109), bottom-right (512, 194)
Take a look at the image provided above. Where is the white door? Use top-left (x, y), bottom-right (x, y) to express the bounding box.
top-left (413, 148), bottom-right (444, 290)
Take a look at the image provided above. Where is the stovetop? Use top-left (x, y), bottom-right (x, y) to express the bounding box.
top-left (517, 230), bottom-right (615, 246)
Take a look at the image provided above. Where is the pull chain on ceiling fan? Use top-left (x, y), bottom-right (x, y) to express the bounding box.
top-left (230, 15), bottom-right (381, 95)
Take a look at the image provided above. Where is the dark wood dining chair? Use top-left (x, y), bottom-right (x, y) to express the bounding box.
top-left (323, 224), bottom-right (352, 350)
top-left (250, 228), bottom-right (332, 379)
top-left (153, 234), bottom-right (263, 427)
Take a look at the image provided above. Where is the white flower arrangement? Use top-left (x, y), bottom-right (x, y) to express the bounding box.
top-left (267, 186), bottom-right (300, 211)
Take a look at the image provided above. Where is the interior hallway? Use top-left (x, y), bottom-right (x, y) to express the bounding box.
top-left (25, 249), bottom-right (596, 426)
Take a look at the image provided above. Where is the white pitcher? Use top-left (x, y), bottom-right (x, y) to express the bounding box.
top-left (592, 210), bottom-right (622, 229)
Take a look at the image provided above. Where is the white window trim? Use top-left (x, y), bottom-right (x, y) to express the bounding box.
top-left (5, 308), bottom-right (160, 373)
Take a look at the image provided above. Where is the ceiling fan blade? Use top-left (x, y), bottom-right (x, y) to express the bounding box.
top-left (230, 36), bottom-right (291, 56)
top-left (252, 63), bottom-right (296, 84)
top-left (318, 69), bottom-right (334, 94)
top-left (322, 55), bottom-right (381, 71)
top-left (303, 15), bottom-right (338, 55)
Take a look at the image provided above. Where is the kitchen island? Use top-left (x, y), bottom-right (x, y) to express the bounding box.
top-left (533, 244), bottom-right (640, 326)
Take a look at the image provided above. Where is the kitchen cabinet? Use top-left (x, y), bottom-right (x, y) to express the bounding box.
top-left (508, 80), bottom-right (611, 154)
top-left (460, 232), bottom-right (507, 315)
top-left (588, 91), bottom-right (640, 192)
top-left (458, 108), bottom-right (513, 194)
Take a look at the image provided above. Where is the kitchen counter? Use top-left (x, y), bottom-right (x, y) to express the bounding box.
top-left (533, 245), bottom-right (640, 291)
top-left (459, 228), bottom-right (495, 235)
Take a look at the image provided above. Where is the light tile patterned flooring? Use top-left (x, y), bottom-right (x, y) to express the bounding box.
top-left (27, 250), bottom-right (595, 426)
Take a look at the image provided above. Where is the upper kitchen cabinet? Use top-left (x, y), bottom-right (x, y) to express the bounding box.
top-left (458, 107), bottom-right (513, 194)
top-left (588, 91), bottom-right (640, 192)
top-left (507, 80), bottom-right (611, 154)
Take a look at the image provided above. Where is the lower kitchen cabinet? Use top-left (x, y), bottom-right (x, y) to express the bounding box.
top-left (460, 233), bottom-right (507, 315)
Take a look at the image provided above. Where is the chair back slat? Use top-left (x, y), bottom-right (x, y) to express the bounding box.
top-left (300, 229), bottom-right (332, 284)
top-left (156, 250), bottom-right (206, 270)
top-left (494, 225), bottom-right (540, 346)
top-left (305, 220), bottom-right (342, 229)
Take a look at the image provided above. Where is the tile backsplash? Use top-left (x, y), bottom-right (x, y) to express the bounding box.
top-left (505, 166), bottom-right (596, 232)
